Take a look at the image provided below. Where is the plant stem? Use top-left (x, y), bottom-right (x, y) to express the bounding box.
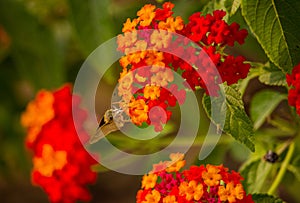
top-left (267, 141), bottom-right (295, 195)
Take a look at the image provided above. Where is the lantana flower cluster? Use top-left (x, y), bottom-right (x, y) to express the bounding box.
top-left (286, 63), bottom-right (300, 116)
top-left (21, 85), bottom-right (97, 203)
top-left (136, 153), bottom-right (254, 203)
top-left (117, 2), bottom-right (250, 131)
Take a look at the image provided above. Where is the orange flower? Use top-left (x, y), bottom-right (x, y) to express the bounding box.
top-left (21, 90), bottom-right (55, 145)
top-left (118, 69), bottom-right (133, 102)
top-left (122, 18), bottom-right (139, 32)
top-left (146, 51), bottom-right (164, 66)
top-left (163, 195), bottom-right (177, 203)
top-left (202, 164), bottom-right (222, 186)
top-left (125, 40), bottom-right (147, 55)
top-left (117, 31), bottom-right (137, 50)
top-left (218, 182), bottom-right (245, 202)
top-left (142, 174), bottom-right (158, 189)
top-left (150, 68), bottom-right (174, 87)
top-left (179, 180), bottom-right (203, 201)
top-left (166, 153), bottom-right (186, 172)
top-left (137, 4), bottom-right (156, 27)
top-left (33, 144), bottom-right (67, 177)
top-left (129, 98), bottom-right (149, 125)
top-left (158, 16), bottom-right (184, 32)
top-left (144, 85), bottom-right (161, 100)
top-left (150, 30), bottom-right (171, 49)
top-left (143, 190), bottom-right (161, 203)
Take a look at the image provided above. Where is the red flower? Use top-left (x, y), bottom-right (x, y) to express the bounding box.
top-left (21, 85), bottom-right (97, 203)
top-left (286, 63), bottom-right (300, 116)
top-left (116, 3), bottom-right (251, 132)
top-left (136, 153), bottom-right (254, 203)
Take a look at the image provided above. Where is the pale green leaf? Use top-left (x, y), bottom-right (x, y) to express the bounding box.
top-left (259, 62), bottom-right (287, 86)
top-left (241, 0), bottom-right (300, 73)
top-left (202, 0), bottom-right (228, 20)
top-left (250, 90), bottom-right (286, 130)
top-left (240, 160), bottom-right (274, 193)
top-left (225, 0), bottom-right (241, 16)
top-left (287, 165), bottom-right (300, 182)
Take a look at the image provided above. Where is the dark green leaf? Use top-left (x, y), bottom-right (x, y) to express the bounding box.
top-left (203, 85), bottom-right (255, 152)
top-left (251, 193), bottom-right (284, 203)
top-left (241, 0), bottom-right (300, 73)
top-left (250, 90), bottom-right (286, 130)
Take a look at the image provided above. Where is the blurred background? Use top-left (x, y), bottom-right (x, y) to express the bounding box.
top-left (0, 0), bottom-right (298, 202)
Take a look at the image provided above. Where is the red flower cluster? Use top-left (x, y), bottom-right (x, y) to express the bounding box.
top-left (116, 2), bottom-right (250, 131)
top-left (286, 63), bottom-right (300, 116)
top-left (21, 85), bottom-right (97, 203)
top-left (136, 153), bottom-right (254, 203)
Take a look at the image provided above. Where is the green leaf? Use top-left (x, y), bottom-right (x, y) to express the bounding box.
top-left (68, 0), bottom-right (116, 56)
top-left (241, 0), bottom-right (300, 73)
top-left (0, 0), bottom-right (65, 89)
top-left (267, 115), bottom-right (296, 135)
top-left (240, 160), bottom-right (274, 193)
top-left (238, 64), bottom-right (264, 95)
top-left (251, 193), bottom-right (284, 203)
top-left (202, 0), bottom-right (228, 20)
top-left (258, 62), bottom-right (287, 86)
top-left (203, 85), bottom-right (255, 152)
top-left (287, 165), bottom-right (300, 182)
top-left (225, 0), bottom-right (241, 16)
top-left (250, 90), bottom-right (286, 130)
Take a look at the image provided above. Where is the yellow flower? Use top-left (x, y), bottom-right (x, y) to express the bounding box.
top-left (202, 164), bottom-right (222, 186)
top-left (33, 144), bottom-right (67, 177)
top-left (179, 180), bottom-right (203, 201)
top-left (142, 174), bottom-right (158, 189)
top-left (218, 182), bottom-right (245, 203)
top-left (137, 4), bottom-right (156, 27)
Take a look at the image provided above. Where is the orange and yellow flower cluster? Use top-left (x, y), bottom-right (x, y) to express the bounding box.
top-left (116, 2), bottom-right (250, 132)
top-left (21, 85), bottom-right (97, 203)
top-left (136, 153), bottom-right (254, 203)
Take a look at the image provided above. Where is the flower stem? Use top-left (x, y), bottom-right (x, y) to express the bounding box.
top-left (267, 141), bottom-right (295, 195)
